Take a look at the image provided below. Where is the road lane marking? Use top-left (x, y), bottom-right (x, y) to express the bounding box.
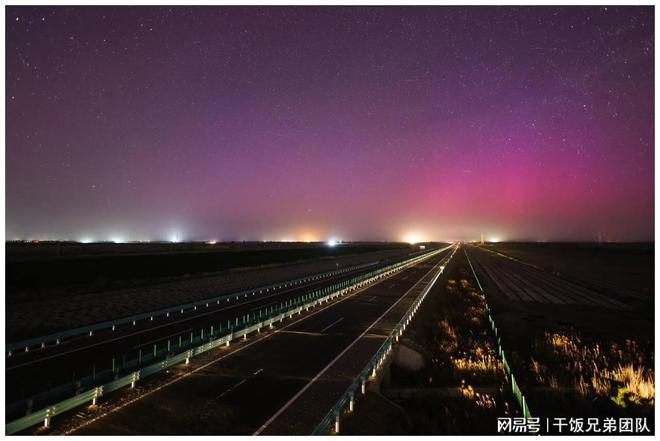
top-left (63, 250), bottom-right (448, 435)
top-left (217, 369), bottom-right (263, 399)
top-left (320, 317), bottom-right (343, 333)
top-left (7, 267), bottom-right (379, 370)
top-left (253, 254), bottom-right (450, 435)
top-left (278, 330), bottom-right (324, 337)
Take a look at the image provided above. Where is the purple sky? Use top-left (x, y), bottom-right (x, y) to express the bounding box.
top-left (6, 6), bottom-right (654, 242)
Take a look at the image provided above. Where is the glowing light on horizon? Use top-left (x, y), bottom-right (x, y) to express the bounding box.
top-left (403, 232), bottom-right (424, 244)
top-left (327, 238), bottom-right (339, 247)
top-left (300, 231), bottom-right (319, 243)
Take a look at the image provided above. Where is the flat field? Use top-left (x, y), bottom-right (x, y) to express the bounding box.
top-left (6, 242), bottom-right (417, 342)
top-left (465, 243), bottom-right (654, 426)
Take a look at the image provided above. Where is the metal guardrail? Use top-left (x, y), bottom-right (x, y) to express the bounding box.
top-left (312, 245), bottom-right (458, 435)
top-left (6, 247), bottom-right (446, 435)
top-left (488, 309), bottom-right (532, 418)
top-left (465, 247), bottom-right (532, 419)
top-left (5, 255), bottom-right (428, 421)
top-left (7, 260), bottom-right (383, 354)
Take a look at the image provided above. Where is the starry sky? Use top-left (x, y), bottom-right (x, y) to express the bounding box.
top-left (6, 6), bottom-right (654, 242)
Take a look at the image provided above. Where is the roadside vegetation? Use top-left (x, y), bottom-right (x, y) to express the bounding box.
top-left (377, 255), bottom-right (517, 434)
top-left (510, 328), bottom-right (654, 415)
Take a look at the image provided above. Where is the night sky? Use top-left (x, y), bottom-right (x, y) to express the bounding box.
top-left (6, 6), bottom-right (654, 242)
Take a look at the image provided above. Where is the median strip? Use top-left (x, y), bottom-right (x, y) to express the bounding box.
top-left (6, 247), bottom-right (449, 435)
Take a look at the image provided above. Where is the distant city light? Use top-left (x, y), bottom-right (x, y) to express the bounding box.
top-left (207, 240), bottom-right (217, 245)
top-left (110, 236), bottom-right (125, 244)
top-left (403, 233), bottom-right (423, 244)
top-left (327, 238), bottom-right (339, 247)
top-left (79, 237), bottom-right (94, 244)
top-left (169, 232), bottom-right (181, 243)
top-left (300, 232), bottom-right (318, 243)
top-left (489, 236), bottom-right (501, 243)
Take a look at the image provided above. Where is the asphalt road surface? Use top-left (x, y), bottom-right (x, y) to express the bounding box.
top-left (6, 248), bottom-right (427, 410)
top-left (64, 245), bottom-right (455, 435)
top-left (8, 247), bottom-right (418, 343)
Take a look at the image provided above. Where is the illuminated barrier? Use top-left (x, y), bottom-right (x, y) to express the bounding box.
top-left (6, 246), bottom-right (450, 434)
top-left (7, 249), bottom-right (439, 424)
top-left (465, 248), bottom-right (532, 419)
top-left (488, 308), bottom-right (532, 419)
top-left (312, 246), bottom-right (458, 435)
top-left (6, 260), bottom-right (383, 355)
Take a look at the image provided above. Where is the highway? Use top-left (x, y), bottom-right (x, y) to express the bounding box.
top-left (5, 247), bottom-right (435, 420)
top-left (45, 245), bottom-right (455, 435)
top-left (7, 247), bottom-right (419, 344)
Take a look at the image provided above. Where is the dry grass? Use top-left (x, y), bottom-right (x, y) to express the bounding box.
top-left (609, 364), bottom-right (654, 405)
top-left (451, 354), bottom-right (500, 377)
top-left (457, 381), bottom-right (497, 409)
top-left (526, 330), bottom-right (654, 407)
top-left (431, 280), bottom-right (504, 385)
top-left (435, 319), bottom-right (459, 353)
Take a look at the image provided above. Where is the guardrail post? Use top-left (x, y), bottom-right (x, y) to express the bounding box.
top-left (361, 379), bottom-right (366, 394)
top-left (6, 252), bottom-right (441, 435)
top-left (44, 408), bottom-right (51, 428)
